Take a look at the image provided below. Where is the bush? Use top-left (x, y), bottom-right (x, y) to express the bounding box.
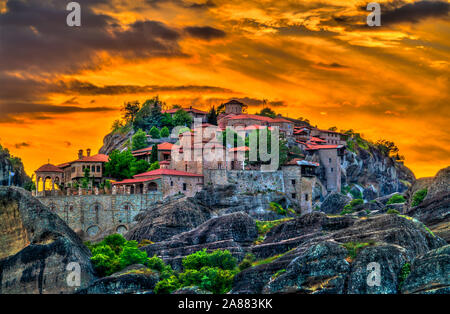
top-left (149, 126), bottom-right (160, 139)
top-left (182, 249), bottom-right (237, 271)
top-left (411, 189), bottom-right (427, 207)
top-left (350, 199), bottom-right (364, 207)
top-left (154, 275), bottom-right (180, 294)
top-left (160, 126), bottom-right (170, 138)
top-left (387, 194), bottom-right (406, 205)
top-left (138, 239), bottom-right (154, 248)
top-left (268, 202), bottom-right (287, 215)
top-left (387, 208), bottom-right (400, 215)
top-left (238, 253), bottom-right (255, 271)
top-left (119, 242), bottom-right (149, 269)
top-left (103, 234), bottom-right (127, 255)
top-left (147, 255), bottom-right (165, 272)
top-left (398, 262), bottom-right (411, 290)
top-left (342, 242), bottom-right (373, 260)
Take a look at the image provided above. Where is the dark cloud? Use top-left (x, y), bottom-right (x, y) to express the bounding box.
top-left (145, 0), bottom-right (215, 10)
top-left (14, 142), bottom-right (31, 149)
top-left (408, 143), bottom-right (450, 162)
top-left (184, 26), bottom-right (226, 40)
top-left (315, 62), bottom-right (349, 69)
top-left (62, 97), bottom-right (79, 105)
top-left (0, 0), bottom-right (184, 73)
top-left (52, 80), bottom-right (234, 95)
top-left (382, 1), bottom-right (450, 25)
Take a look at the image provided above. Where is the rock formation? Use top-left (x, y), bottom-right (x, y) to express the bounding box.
top-left (0, 187), bottom-right (96, 293)
top-left (0, 145), bottom-right (30, 187)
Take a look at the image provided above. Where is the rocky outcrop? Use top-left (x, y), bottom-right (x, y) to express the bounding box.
top-left (125, 197), bottom-right (212, 243)
top-left (98, 130), bottom-right (133, 155)
top-left (320, 192), bottom-right (351, 214)
top-left (406, 166), bottom-right (450, 242)
top-left (0, 187), bottom-right (96, 293)
top-left (341, 145), bottom-right (415, 200)
top-left (78, 264), bottom-right (158, 294)
top-left (195, 184), bottom-right (298, 220)
top-left (231, 212), bottom-right (445, 294)
top-left (0, 146), bottom-right (30, 187)
top-left (401, 245), bottom-right (450, 294)
top-left (142, 212), bottom-right (258, 270)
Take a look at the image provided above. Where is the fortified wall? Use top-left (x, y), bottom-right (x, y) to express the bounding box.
top-left (38, 192), bottom-right (162, 239)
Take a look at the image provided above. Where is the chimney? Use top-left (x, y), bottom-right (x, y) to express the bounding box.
top-left (86, 148), bottom-right (91, 157)
top-left (78, 149), bottom-right (83, 159)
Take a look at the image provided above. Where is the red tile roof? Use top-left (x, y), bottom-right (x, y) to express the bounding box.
top-left (112, 177), bottom-right (161, 185)
top-left (73, 154), bottom-right (109, 163)
top-left (134, 168), bottom-right (203, 178)
top-left (305, 144), bottom-right (342, 150)
top-left (310, 137), bottom-right (326, 143)
top-left (229, 146), bottom-right (249, 152)
top-left (228, 114), bottom-right (274, 122)
top-left (132, 142), bottom-right (174, 154)
top-left (159, 160), bottom-right (170, 165)
top-left (36, 163), bottom-right (63, 173)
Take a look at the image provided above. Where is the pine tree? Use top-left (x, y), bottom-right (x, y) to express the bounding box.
top-left (150, 144), bottom-right (158, 163)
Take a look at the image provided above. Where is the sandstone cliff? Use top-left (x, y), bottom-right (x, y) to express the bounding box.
top-left (0, 187), bottom-right (96, 293)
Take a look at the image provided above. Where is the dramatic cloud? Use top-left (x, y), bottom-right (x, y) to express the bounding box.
top-left (383, 1), bottom-right (450, 25)
top-left (184, 26), bottom-right (226, 40)
top-left (14, 142), bottom-right (30, 149)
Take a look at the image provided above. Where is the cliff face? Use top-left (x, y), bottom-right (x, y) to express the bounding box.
top-left (341, 145), bottom-right (415, 200)
top-left (98, 130), bottom-right (133, 155)
top-left (0, 146), bottom-right (30, 187)
top-left (0, 187), bottom-right (96, 294)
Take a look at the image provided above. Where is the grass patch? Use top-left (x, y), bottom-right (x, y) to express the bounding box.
top-left (398, 262), bottom-right (411, 290)
top-left (271, 269), bottom-right (286, 280)
top-left (342, 241), bottom-right (376, 261)
top-left (255, 218), bottom-right (292, 244)
top-left (252, 249), bottom-right (294, 267)
top-left (411, 188), bottom-right (427, 207)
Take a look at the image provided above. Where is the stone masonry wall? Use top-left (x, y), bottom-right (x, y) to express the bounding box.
top-left (38, 193), bottom-right (162, 239)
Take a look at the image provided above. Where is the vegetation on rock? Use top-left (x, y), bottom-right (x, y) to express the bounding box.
top-left (411, 188), bottom-right (428, 207)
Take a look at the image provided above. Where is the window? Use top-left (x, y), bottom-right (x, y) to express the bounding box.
top-left (305, 194), bottom-right (309, 201)
top-left (331, 168), bottom-right (334, 173)
top-left (91, 165), bottom-right (95, 172)
top-left (291, 179), bottom-right (296, 185)
top-left (170, 181), bottom-right (173, 186)
top-left (185, 165), bottom-right (188, 172)
top-left (329, 158), bottom-right (332, 163)
top-left (183, 183), bottom-right (187, 191)
top-left (292, 193), bottom-right (297, 199)
top-left (96, 166), bottom-right (100, 172)
top-left (71, 167), bottom-right (75, 173)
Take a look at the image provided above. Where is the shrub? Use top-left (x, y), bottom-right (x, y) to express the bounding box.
top-left (268, 202), bottom-right (287, 215)
top-left (160, 126), bottom-right (170, 138)
top-left (91, 253), bottom-right (120, 277)
top-left (342, 241), bottom-right (373, 260)
top-left (387, 194), bottom-right (406, 205)
top-left (149, 126), bottom-right (160, 139)
top-left (398, 262), bottom-right (411, 290)
top-left (387, 208), bottom-right (400, 215)
top-left (197, 267), bottom-right (236, 294)
top-left (350, 199), bottom-right (364, 207)
top-left (119, 242), bottom-right (149, 269)
top-left (182, 249), bottom-right (237, 271)
top-left (147, 255), bottom-right (165, 272)
top-left (154, 275), bottom-right (180, 294)
top-left (103, 234), bottom-right (127, 255)
top-left (411, 189), bottom-right (427, 207)
top-left (238, 253), bottom-right (255, 271)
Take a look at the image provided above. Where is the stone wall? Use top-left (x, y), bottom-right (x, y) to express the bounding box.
top-left (204, 169), bottom-right (285, 194)
top-left (37, 192), bottom-right (162, 239)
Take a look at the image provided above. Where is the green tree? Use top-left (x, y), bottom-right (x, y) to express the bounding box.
top-left (121, 101), bottom-right (141, 124)
top-left (245, 129), bottom-right (288, 168)
top-left (132, 159), bottom-right (151, 175)
top-left (219, 127), bottom-right (245, 147)
top-left (81, 167), bottom-right (91, 188)
top-left (132, 129), bottom-right (148, 150)
top-left (173, 109), bottom-right (193, 127)
top-left (149, 144), bottom-right (159, 163)
top-left (148, 161), bottom-right (160, 171)
top-left (149, 126), bottom-right (160, 139)
top-left (104, 150), bottom-right (136, 180)
top-left (257, 107), bottom-right (276, 118)
top-left (207, 106), bottom-right (218, 125)
top-left (160, 126), bottom-right (170, 138)
top-left (133, 97), bottom-right (164, 131)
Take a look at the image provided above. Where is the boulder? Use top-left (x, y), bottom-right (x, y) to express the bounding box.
top-left (348, 245), bottom-right (407, 294)
top-left (0, 186), bottom-right (96, 294)
top-left (263, 241), bottom-right (350, 294)
top-left (401, 245), bottom-right (450, 294)
top-left (320, 192), bottom-right (351, 214)
top-left (425, 167), bottom-right (450, 200)
top-left (125, 197), bottom-right (211, 243)
top-left (142, 212), bottom-right (258, 270)
top-left (173, 286), bottom-right (212, 294)
top-left (78, 264), bottom-right (158, 294)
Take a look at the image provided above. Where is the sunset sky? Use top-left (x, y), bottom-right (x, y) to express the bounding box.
top-left (0, 0), bottom-right (449, 178)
